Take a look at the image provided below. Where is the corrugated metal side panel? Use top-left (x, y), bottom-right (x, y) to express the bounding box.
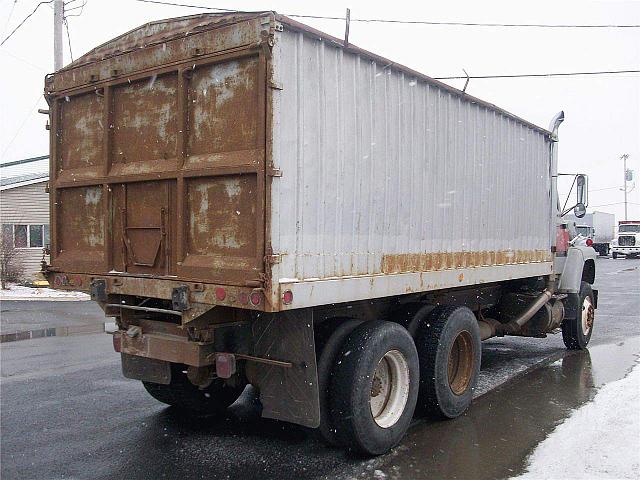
top-left (0, 182), bottom-right (50, 278)
top-left (271, 30), bottom-right (552, 283)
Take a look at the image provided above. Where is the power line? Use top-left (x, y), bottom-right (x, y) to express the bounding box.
top-left (2, 0), bottom-right (19, 38)
top-left (295, 14), bottom-right (640, 29)
top-left (63, 17), bottom-right (73, 62)
top-left (590, 202), bottom-right (640, 208)
top-left (0, 94), bottom-right (44, 161)
top-left (433, 70), bottom-right (640, 80)
top-left (0, 49), bottom-right (49, 71)
top-left (134, 0), bottom-right (236, 12)
top-left (63, 0), bottom-right (87, 17)
top-left (1, 1), bottom-right (54, 47)
top-left (591, 186), bottom-right (623, 192)
top-left (133, 0), bottom-right (640, 28)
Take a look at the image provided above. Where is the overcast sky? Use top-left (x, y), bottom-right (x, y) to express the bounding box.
top-left (1, 0), bottom-right (638, 219)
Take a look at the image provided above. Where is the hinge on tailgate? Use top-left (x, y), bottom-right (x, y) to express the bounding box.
top-left (265, 254), bottom-right (281, 265)
top-left (90, 279), bottom-right (107, 303)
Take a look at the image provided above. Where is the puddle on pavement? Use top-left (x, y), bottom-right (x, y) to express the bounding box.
top-left (356, 337), bottom-right (640, 480)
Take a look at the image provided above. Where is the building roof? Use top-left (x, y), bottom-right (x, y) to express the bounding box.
top-left (0, 155), bottom-right (49, 168)
top-left (0, 172), bottom-right (49, 191)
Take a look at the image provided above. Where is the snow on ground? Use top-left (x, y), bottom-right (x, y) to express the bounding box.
top-left (0, 284), bottom-right (90, 301)
top-left (513, 361), bottom-right (640, 480)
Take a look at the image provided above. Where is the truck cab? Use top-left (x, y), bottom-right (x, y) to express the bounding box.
top-left (612, 221), bottom-right (640, 259)
top-left (575, 225), bottom-right (594, 243)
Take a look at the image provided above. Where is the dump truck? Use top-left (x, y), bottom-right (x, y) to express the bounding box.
top-left (43, 12), bottom-right (598, 455)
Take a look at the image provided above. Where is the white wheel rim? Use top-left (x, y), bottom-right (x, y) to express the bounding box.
top-left (369, 349), bottom-right (410, 429)
top-left (581, 297), bottom-right (594, 335)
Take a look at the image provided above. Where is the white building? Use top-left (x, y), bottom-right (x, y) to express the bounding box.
top-left (0, 156), bottom-right (50, 280)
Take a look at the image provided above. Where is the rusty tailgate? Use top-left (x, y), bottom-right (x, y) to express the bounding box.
top-left (46, 14), bottom-right (271, 288)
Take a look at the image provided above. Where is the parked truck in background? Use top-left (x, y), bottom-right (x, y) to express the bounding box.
top-left (612, 221), bottom-right (640, 259)
top-left (568, 211), bottom-right (615, 256)
top-left (43, 12), bottom-right (598, 455)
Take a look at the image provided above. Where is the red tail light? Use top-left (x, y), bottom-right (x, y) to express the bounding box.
top-left (250, 291), bottom-right (262, 306)
top-left (282, 289), bottom-right (294, 305)
top-left (214, 353), bottom-right (236, 379)
top-left (215, 287), bottom-right (226, 301)
top-left (586, 238), bottom-right (593, 247)
top-left (112, 332), bottom-right (122, 352)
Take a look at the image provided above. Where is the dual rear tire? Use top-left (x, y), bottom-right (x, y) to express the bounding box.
top-left (318, 306), bottom-right (481, 455)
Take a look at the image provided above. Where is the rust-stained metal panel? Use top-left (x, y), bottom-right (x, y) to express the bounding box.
top-left (46, 13), bottom-right (271, 294)
top-left (187, 56), bottom-right (260, 160)
top-left (186, 175), bottom-right (257, 258)
top-left (111, 74), bottom-right (178, 175)
top-left (55, 186), bottom-right (105, 270)
top-left (58, 92), bottom-right (104, 174)
top-left (120, 181), bottom-right (171, 275)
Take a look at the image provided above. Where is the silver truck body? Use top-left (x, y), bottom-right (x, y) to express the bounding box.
top-left (270, 20), bottom-right (554, 310)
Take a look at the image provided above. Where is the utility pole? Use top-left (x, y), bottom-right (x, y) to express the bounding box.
top-left (622, 153), bottom-right (629, 220)
top-left (53, 0), bottom-right (63, 71)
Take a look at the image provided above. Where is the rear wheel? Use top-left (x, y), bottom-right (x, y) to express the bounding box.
top-left (329, 321), bottom-right (419, 455)
top-left (562, 281), bottom-right (595, 350)
top-left (415, 306), bottom-right (481, 419)
top-left (142, 363), bottom-right (245, 414)
top-left (315, 319), bottom-right (362, 446)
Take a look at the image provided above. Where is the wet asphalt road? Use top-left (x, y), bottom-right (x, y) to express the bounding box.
top-left (1, 257), bottom-right (639, 480)
top-left (0, 300), bottom-right (107, 335)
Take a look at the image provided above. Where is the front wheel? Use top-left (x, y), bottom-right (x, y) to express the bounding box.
top-left (329, 321), bottom-right (419, 455)
top-left (562, 281), bottom-right (595, 350)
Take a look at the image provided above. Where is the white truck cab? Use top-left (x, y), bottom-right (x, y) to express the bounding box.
top-left (612, 221), bottom-right (640, 259)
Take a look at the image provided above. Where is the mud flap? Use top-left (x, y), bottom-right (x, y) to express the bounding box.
top-left (121, 353), bottom-right (171, 385)
top-left (248, 310), bottom-right (320, 428)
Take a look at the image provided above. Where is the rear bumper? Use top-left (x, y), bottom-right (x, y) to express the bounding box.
top-left (44, 271), bottom-right (270, 314)
top-left (114, 330), bottom-right (216, 367)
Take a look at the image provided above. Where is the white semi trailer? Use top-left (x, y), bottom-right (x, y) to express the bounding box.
top-left (571, 211), bottom-right (616, 255)
top-left (44, 12), bottom-right (598, 455)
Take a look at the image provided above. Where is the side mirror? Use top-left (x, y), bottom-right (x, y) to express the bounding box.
top-left (576, 174), bottom-right (588, 208)
top-left (560, 173), bottom-right (589, 218)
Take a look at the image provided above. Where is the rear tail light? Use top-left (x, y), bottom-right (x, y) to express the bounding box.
top-left (249, 291), bottom-right (262, 306)
top-left (215, 287), bottom-right (226, 301)
top-left (214, 353), bottom-right (237, 379)
top-left (112, 332), bottom-right (122, 352)
top-left (586, 238), bottom-right (593, 247)
top-left (282, 289), bottom-right (294, 305)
